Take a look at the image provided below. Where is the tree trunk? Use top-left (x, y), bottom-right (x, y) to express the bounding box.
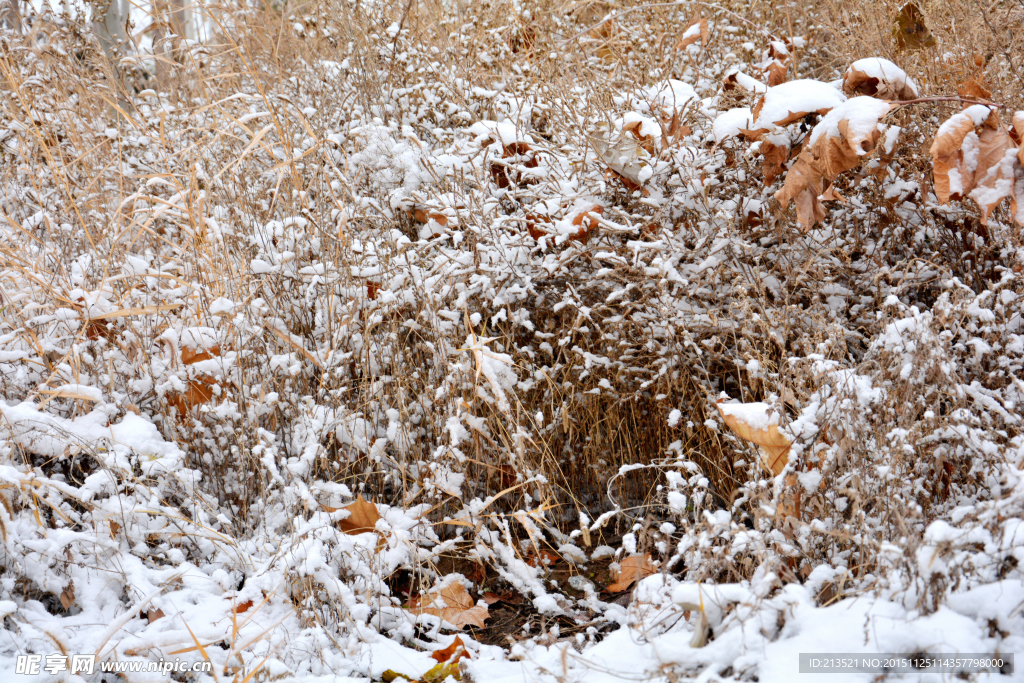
top-left (1, 0), bottom-right (22, 33)
top-left (91, 0), bottom-right (129, 63)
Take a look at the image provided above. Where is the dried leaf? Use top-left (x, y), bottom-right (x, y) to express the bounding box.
top-left (761, 137), bottom-right (791, 186)
top-left (957, 78), bottom-right (992, 102)
top-left (525, 549), bottom-right (560, 568)
top-left (605, 554), bottom-right (657, 593)
top-left (482, 591), bottom-right (521, 605)
top-left (676, 600), bottom-right (710, 647)
top-left (761, 41), bottom-right (790, 87)
top-left (431, 636), bottom-right (470, 664)
top-left (842, 58), bottom-right (919, 101)
top-left (716, 400), bottom-right (793, 476)
top-left (893, 2), bottom-right (935, 51)
top-left (750, 79), bottom-right (847, 130)
top-left (148, 607), bottom-right (165, 623)
top-left (774, 150), bottom-right (825, 230)
top-left (775, 97), bottom-right (894, 230)
top-left (968, 113), bottom-right (1017, 224)
top-left (167, 377), bottom-right (222, 418)
top-left (764, 60), bottom-right (788, 87)
top-left (675, 15), bottom-right (708, 50)
top-left (233, 599), bottom-right (253, 614)
top-left (182, 344), bottom-right (220, 365)
top-left (1012, 112), bottom-right (1024, 226)
top-left (591, 129), bottom-right (651, 187)
top-left (109, 520), bottom-right (120, 538)
top-left (570, 206), bottom-right (603, 242)
top-left (60, 582), bottom-right (75, 610)
top-left (336, 495), bottom-right (381, 535)
top-left (409, 581), bottom-right (490, 630)
top-left (930, 105), bottom-right (1017, 223)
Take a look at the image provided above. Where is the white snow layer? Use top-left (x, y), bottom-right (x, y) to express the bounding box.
top-left (752, 79), bottom-right (847, 130)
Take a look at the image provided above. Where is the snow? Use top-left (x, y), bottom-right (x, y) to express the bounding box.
top-left (847, 57), bottom-right (919, 97)
top-left (469, 119), bottom-right (526, 146)
top-left (644, 79), bottom-right (698, 111)
top-left (717, 401), bottom-right (779, 430)
top-left (808, 96), bottom-right (893, 150)
top-left (713, 107), bottom-right (752, 141)
top-left (937, 105), bottom-right (994, 138)
top-left (3, 4), bottom-right (1024, 682)
top-left (752, 79), bottom-right (847, 130)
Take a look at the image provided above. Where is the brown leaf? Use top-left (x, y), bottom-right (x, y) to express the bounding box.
top-left (893, 2), bottom-right (935, 51)
top-left (605, 554), bottom-right (657, 593)
top-left (570, 205), bottom-right (603, 242)
top-left (167, 377), bottom-right (222, 418)
top-left (675, 15), bottom-right (708, 50)
top-left (336, 495), bottom-right (381, 535)
top-left (774, 97), bottom-right (893, 230)
top-left (525, 549), bottom-right (560, 569)
top-left (1010, 111), bottom-right (1024, 147)
top-left (957, 78), bottom-right (992, 102)
top-left (431, 635), bottom-right (470, 664)
top-left (233, 599), bottom-right (253, 614)
top-left (60, 582), bottom-right (75, 610)
top-left (182, 345), bottom-right (220, 365)
top-left (412, 208), bottom-right (449, 226)
top-left (820, 186), bottom-right (846, 203)
top-left (716, 400), bottom-right (793, 476)
top-left (148, 607), bottom-right (165, 623)
top-left (762, 41), bottom-right (790, 86)
top-left (482, 591), bottom-right (522, 605)
top-left (761, 137), bottom-right (791, 186)
top-left (842, 59), bottom-right (918, 101)
top-left (109, 520), bottom-right (120, 538)
top-left (969, 114), bottom-right (1016, 224)
top-left (409, 581), bottom-right (490, 630)
top-left (764, 61), bottom-right (788, 87)
top-left (929, 106), bottom-right (1015, 222)
top-left (1014, 113), bottom-right (1024, 226)
top-left (774, 149), bottom-right (825, 231)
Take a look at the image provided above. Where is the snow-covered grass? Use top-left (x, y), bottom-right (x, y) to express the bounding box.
top-left (1, 0), bottom-right (1024, 680)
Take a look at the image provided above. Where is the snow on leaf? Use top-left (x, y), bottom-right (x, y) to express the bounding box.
top-left (842, 58), bottom-right (919, 101)
top-left (750, 79), bottom-right (847, 133)
top-left (967, 114), bottom-right (1017, 224)
top-left (605, 554), bottom-right (657, 593)
top-left (675, 15), bottom-right (708, 50)
top-left (716, 399), bottom-right (793, 476)
top-left (930, 105), bottom-right (1018, 223)
top-left (776, 96), bottom-right (894, 230)
top-left (409, 580), bottom-right (489, 630)
top-left (1012, 112), bottom-right (1024, 225)
top-left (722, 70), bottom-right (767, 94)
top-left (712, 107), bottom-right (752, 142)
top-left (591, 125), bottom-right (652, 187)
top-left (334, 495), bottom-right (381, 535)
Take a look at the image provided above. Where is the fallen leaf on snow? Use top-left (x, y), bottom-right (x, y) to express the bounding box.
top-left (605, 554), bottom-right (657, 593)
top-left (409, 581), bottom-right (490, 630)
top-left (333, 495), bottom-right (381, 535)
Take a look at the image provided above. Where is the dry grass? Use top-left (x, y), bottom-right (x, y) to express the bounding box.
top-left (1, 0), bottom-right (1023, 665)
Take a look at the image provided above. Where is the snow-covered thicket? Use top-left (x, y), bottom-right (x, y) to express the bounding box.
top-left (0, 0), bottom-right (1023, 680)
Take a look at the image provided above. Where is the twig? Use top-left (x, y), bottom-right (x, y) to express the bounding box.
top-left (896, 96), bottom-right (1005, 109)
